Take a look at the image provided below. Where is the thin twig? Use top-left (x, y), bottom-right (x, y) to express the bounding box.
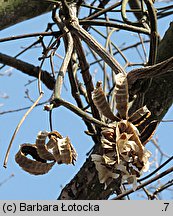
top-left (150, 179), bottom-right (173, 199)
top-left (121, 0), bottom-right (145, 27)
top-left (0, 101), bottom-right (48, 115)
top-left (161, 119), bottom-right (173, 122)
top-left (91, 27), bottom-right (128, 65)
top-left (113, 165), bottom-right (173, 200)
top-left (54, 34), bottom-right (73, 98)
top-left (89, 39), bottom-right (150, 67)
top-left (52, 7), bottom-right (74, 99)
top-left (0, 31), bottom-right (62, 43)
top-left (139, 156), bottom-right (173, 182)
top-left (38, 59), bottom-right (45, 95)
top-left (73, 35), bottom-right (101, 122)
top-left (49, 110), bottom-right (53, 131)
top-left (138, 34), bottom-right (148, 63)
top-left (3, 92), bottom-right (44, 168)
top-left (144, 0), bottom-right (159, 65)
top-left (0, 174), bottom-right (14, 187)
top-left (83, 1), bottom-right (122, 21)
top-left (79, 20), bottom-right (150, 35)
top-left (151, 138), bottom-right (170, 158)
top-left (0, 39), bottom-right (41, 71)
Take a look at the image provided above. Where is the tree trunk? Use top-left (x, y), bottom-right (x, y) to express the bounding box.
top-left (0, 0), bottom-right (51, 30)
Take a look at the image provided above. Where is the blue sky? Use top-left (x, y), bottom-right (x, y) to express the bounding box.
top-left (0, 2), bottom-right (173, 199)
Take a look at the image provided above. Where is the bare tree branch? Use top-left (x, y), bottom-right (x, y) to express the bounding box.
top-left (113, 166), bottom-right (173, 200)
top-left (0, 53), bottom-right (55, 90)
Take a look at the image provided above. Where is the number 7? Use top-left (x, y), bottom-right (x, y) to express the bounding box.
top-left (164, 203), bottom-right (169, 211)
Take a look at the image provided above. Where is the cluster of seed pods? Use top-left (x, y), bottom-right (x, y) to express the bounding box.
top-left (15, 131), bottom-right (77, 175)
top-left (91, 73), bottom-right (157, 189)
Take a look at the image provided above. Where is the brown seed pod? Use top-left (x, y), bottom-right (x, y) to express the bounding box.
top-left (36, 131), bottom-right (55, 161)
top-left (91, 73), bottom-right (156, 188)
top-left (48, 131), bottom-right (63, 139)
top-left (15, 144), bottom-right (55, 175)
top-left (128, 106), bottom-right (151, 126)
top-left (47, 131), bottom-right (63, 149)
top-left (52, 137), bottom-right (77, 165)
top-left (92, 81), bottom-right (119, 121)
top-left (115, 73), bottom-right (128, 119)
top-left (118, 120), bottom-right (144, 159)
top-left (47, 132), bottom-right (77, 165)
top-left (101, 127), bottom-right (115, 142)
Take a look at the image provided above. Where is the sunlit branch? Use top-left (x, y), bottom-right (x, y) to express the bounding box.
top-left (50, 98), bottom-right (108, 128)
top-left (70, 19), bottom-right (125, 74)
top-left (79, 20), bottom-right (150, 35)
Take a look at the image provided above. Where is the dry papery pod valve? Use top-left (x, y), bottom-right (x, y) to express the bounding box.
top-left (15, 130), bottom-right (77, 175)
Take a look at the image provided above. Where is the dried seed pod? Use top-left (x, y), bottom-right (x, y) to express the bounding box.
top-left (101, 137), bottom-right (115, 149)
top-left (53, 137), bottom-right (77, 165)
top-left (101, 127), bottom-right (115, 141)
top-left (118, 120), bottom-right (143, 159)
top-left (115, 73), bottom-right (128, 119)
top-left (15, 144), bottom-right (55, 175)
top-left (117, 133), bottom-right (139, 163)
top-left (91, 154), bottom-right (119, 186)
top-left (47, 132), bottom-right (77, 165)
top-left (92, 81), bottom-right (119, 121)
top-left (47, 131), bottom-right (63, 149)
top-left (92, 73), bottom-right (155, 189)
top-left (36, 131), bottom-right (55, 161)
top-left (128, 106), bottom-right (151, 126)
top-left (48, 131), bottom-right (63, 139)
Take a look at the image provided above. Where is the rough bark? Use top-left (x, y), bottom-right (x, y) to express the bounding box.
top-left (129, 22), bottom-right (173, 126)
top-left (0, 0), bottom-right (51, 30)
